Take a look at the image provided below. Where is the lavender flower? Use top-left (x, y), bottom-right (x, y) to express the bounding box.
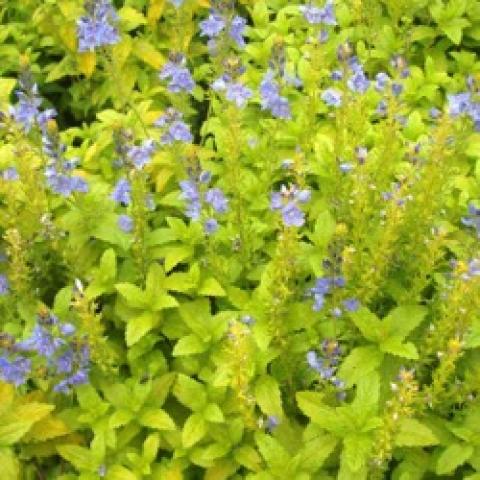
top-left (343, 298), bottom-right (360, 312)
top-left (270, 184), bottom-right (310, 227)
top-left (126, 139), bottom-right (156, 169)
top-left (204, 218), bottom-right (219, 235)
top-left (199, 10), bottom-right (247, 50)
top-left (2, 167), bottom-right (20, 181)
top-left (331, 70), bottom-right (343, 81)
top-left (392, 82), bottom-right (403, 97)
top-left (199, 12), bottom-right (226, 38)
top-left (11, 88), bottom-right (42, 132)
top-left (179, 173), bottom-right (228, 231)
top-left (461, 203), bottom-right (480, 236)
top-left (307, 339), bottom-right (345, 395)
top-left (375, 72), bottom-right (390, 91)
top-left (229, 15), bottom-right (247, 48)
top-left (77, 0), bottom-right (120, 52)
top-left (180, 180), bottom-right (201, 220)
top-left (376, 100), bottom-right (388, 116)
top-left (212, 75), bottom-right (252, 108)
top-left (159, 54), bottom-right (195, 93)
top-left (111, 178), bottom-right (131, 205)
top-left (155, 109), bottom-right (193, 144)
top-left (118, 214), bottom-right (134, 233)
top-left (448, 92), bottom-right (471, 117)
top-left (265, 415), bottom-right (280, 433)
top-left (321, 88), bottom-right (342, 107)
top-left (347, 66), bottom-right (370, 93)
top-left (307, 275), bottom-right (350, 313)
top-left (42, 123), bottom-right (89, 196)
top-left (205, 188), bottom-right (229, 213)
top-left (300, 1), bottom-right (336, 25)
top-left (0, 274), bottom-right (9, 295)
top-left (260, 71), bottom-right (291, 119)
top-left (0, 356), bottom-right (31, 386)
top-left (17, 324), bottom-right (64, 357)
top-left (10, 69), bottom-right (47, 133)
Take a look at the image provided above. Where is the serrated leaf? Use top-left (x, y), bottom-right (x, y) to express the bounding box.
top-left (178, 300), bottom-right (211, 340)
top-left (337, 346), bottom-right (384, 387)
top-left (119, 6), bottom-right (147, 30)
top-left (105, 465), bottom-right (138, 480)
top-left (56, 444), bottom-right (99, 472)
top-left (198, 277), bottom-right (226, 297)
top-left (380, 337), bottom-right (419, 359)
top-left (234, 445), bottom-right (262, 471)
top-left (116, 283), bottom-right (149, 309)
top-left (143, 432), bottom-right (160, 463)
top-left (126, 311), bottom-right (157, 346)
top-left (342, 433), bottom-right (372, 472)
top-left (349, 308), bottom-right (382, 342)
top-left (202, 403), bottom-right (224, 424)
top-left (382, 305), bottom-right (427, 340)
top-left (139, 409), bottom-right (176, 431)
top-left (254, 376), bottom-right (283, 417)
top-left (300, 432), bottom-right (338, 472)
top-left (296, 392), bottom-right (347, 434)
top-left (133, 39), bottom-right (164, 69)
top-left (173, 374), bottom-right (207, 411)
top-left (436, 443), bottom-right (473, 475)
top-left (255, 432), bottom-right (289, 469)
top-left (0, 448), bottom-right (19, 480)
top-left (395, 419), bottom-right (439, 447)
top-left (24, 416), bottom-right (70, 442)
top-left (182, 413), bottom-right (206, 448)
top-left (173, 334), bottom-right (207, 356)
top-left (0, 422), bottom-right (33, 446)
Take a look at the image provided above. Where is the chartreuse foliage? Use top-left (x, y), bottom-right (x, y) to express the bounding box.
top-left (2, 0), bottom-right (480, 478)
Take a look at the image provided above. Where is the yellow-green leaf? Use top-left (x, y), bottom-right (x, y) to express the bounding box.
top-left (133, 39), bottom-right (165, 69)
top-left (78, 51), bottom-right (96, 78)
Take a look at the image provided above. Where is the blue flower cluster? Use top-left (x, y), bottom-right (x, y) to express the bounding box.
top-left (42, 121), bottom-right (89, 197)
top-left (0, 338), bottom-right (31, 386)
top-left (199, 6), bottom-right (247, 52)
top-left (212, 74), bottom-right (252, 108)
top-left (260, 71), bottom-right (292, 119)
top-left (154, 108), bottom-right (193, 145)
top-left (307, 339), bottom-right (345, 394)
top-left (308, 274), bottom-right (360, 315)
top-left (462, 203), bottom-right (480, 236)
top-left (448, 92), bottom-right (480, 130)
top-left (0, 274), bottom-right (9, 295)
top-left (346, 57), bottom-right (370, 94)
top-left (77, 0), bottom-right (120, 52)
top-left (111, 178), bottom-right (131, 206)
top-left (299, 1), bottom-right (336, 25)
top-left (159, 54), bottom-right (196, 94)
top-left (10, 68), bottom-right (54, 133)
top-left (109, 132), bottom-right (157, 233)
top-left (1, 311), bottom-right (90, 393)
top-left (457, 258), bottom-right (480, 281)
top-left (270, 184), bottom-right (310, 227)
top-left (126, 139), bottom-right (156, 170)
top-left (179, 170), bottom-right (229, 235)
top-left (321, 88), bottom-right (342, 107)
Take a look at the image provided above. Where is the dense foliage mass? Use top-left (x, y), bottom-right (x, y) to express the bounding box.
top-left (1, 0), bottom-right (480, 478)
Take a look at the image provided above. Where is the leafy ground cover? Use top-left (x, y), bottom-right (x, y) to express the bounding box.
top-left (1, 0), bottom-right (480, 478)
